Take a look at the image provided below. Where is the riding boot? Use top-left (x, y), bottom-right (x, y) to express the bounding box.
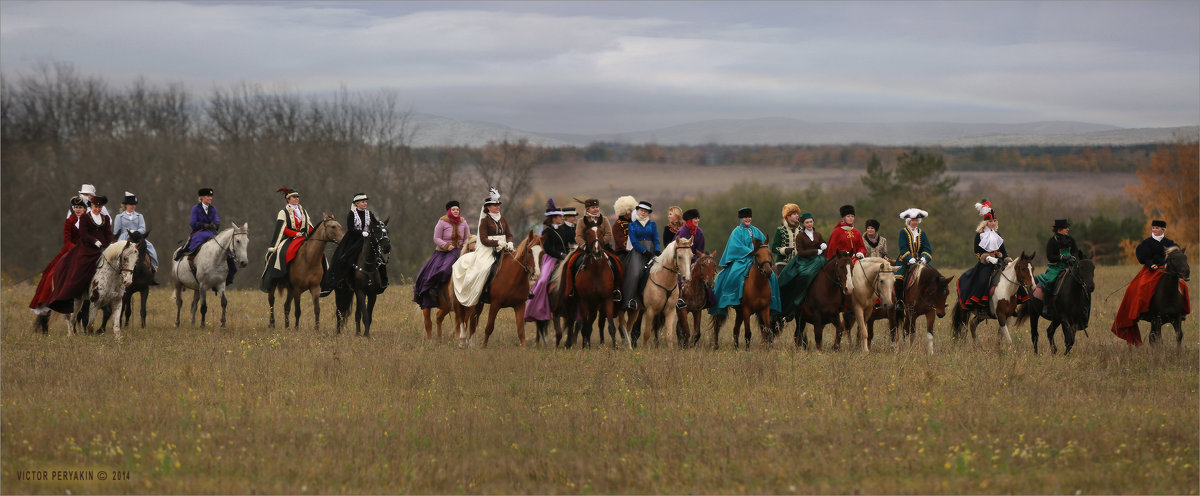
top-left (188, 251), bottom-right (199, 279)
top-left (150, 268), bottom-right (160, 286)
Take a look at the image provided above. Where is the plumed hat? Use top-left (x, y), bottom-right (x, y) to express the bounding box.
top-left (899, 208), bottom-right (928, 222)
top-left (614, 195), bottom-right (638, 215)
top-left (683, 209), bottom-right (700, 221)
top-left (737, 207), bottom-right (753, 219)
top-left (545, 198), bottom-right (565, 217)
top-left (122, 191), bottom-right (138, 205)
top-left (974, 199), bottom-right (995, 220)
top-left (839, 204), bottom-right (855, 217)
top-left (277, 187), bottom-right (299, 199)
top-left (1152, 219), bottom-right (1167, 228)
top-left (782, 203), bottom-right (800, 220)
top-left (483, 187), bottom-right (502, 206)
top-left (70, 195), bottom-right (86, 207)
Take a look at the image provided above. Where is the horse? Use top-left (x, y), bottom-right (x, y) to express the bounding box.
top-left (1028, 254), bottom-right (1095, 355)
top-left (793, 251), bottom-right (854, 350)
top-left (677, 250), bottom-right (718, 347)
top-left (636, 238), bottom-right (693, 349)
top-left (422, 237), bottom-right (475, 340)
top-left (843, 257), bottom-right (900, 352)
top-left (563, 226), bottom-right (625, 349)
top-left (894, 261), bottom-right (954, 354)
top-left (333, 218), bottom-right (391, 337)
top-left (60, 240), bottom-right (140, 339)
top-left (119, 230), bottom-right (156, 329)
top-left (1144, 246), bottom-right (1191, 349)
top-left (172, 223), bottom-right (250, 327)
top-left (267, 215), bottom-right (345, 331)
top-left (951, 251), bottom-right (1035, 351)
top-left (710, 238), bottom-right (774, 349)
top-left (454, 230), bottom-right (543, 348)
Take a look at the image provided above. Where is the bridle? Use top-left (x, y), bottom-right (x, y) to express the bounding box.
top-left (306, 219), bottom-right (342, 244)
top-left (100, 243), bottom-right (138, 274)
top-left (647, 243), bottom-right (691, 294)
top-left (754, 244), bottom-right (772, 275)
top-left (856, 259), bottom-right (894, 303)
top-left (215, 229), bottom-right (249, 262)
top-left (999, 257), bottom-right (1033, 295)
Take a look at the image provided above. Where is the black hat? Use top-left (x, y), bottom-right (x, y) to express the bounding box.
top-left (865, 218), bottom-right (880, 230)
top-left (1052, 218), bottom-right (1071, 229)
top-left (352, 193), bottom-right (368, 203)
top-left (445, 200), bottom-right (460, 211)
top-left (1152, 219), bottom-right (1167, 228)
top-left (562, 207), bottom-right (578, 217)
top-left (483, 187), bottom-right (502, 206)
top-left (636, 201), bottom-right (653, 213)
top-left (545, 198), bottom-right (565, 217)
top-left (122, 191), bottom-right (138, 205)
top-left (683, 209), bottom-right (700, 221)
top-left (738, 207), bottom-right (752, 218)
top-left (91, 195), bottom-right (108, 206)
top-left (839, 205), bottom-right (855, 217)
top-left (198, 188), bottom-right (214, 197)
top-left (70, 196), bottom-right (86, 207)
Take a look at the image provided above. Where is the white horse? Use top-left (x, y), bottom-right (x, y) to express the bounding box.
top-left (172, 223), bottom-right (250, 327)
top-left (638, 238), bottom-right (693, 349)
top-left (65, 240), bottom-right (140, 340)
top-left (844, 257), bottom-right (899, 352)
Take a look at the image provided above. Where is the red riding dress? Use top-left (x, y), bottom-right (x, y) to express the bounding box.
top-left (30, 216), bottom-right (81, 310)
top-left (1111, 238), bottom-right (1191, 345)
top-left (283, 207), bottom-right (313, 265)
top-left (824, 221), bottom-right (866, 262)
top-left (46, 213), bottom-right (113, 313)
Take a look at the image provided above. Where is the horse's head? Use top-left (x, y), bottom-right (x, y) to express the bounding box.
top-left (1166, 246), bottom-right (1190, 281)
top-left (319, 214), bottom-right (346, 243)
top-left (126, 230), bottom-right (145, 244)
top-left (1014, 251), bottom-right (1036, 290)
top-left (1074, 252), bottom-right (1096, 293)
top-left (873, 260), bottom-right (898, 307)
top-left (118, 240), bottom-right (140, 288)
top-left (373, 217), bottom-right (392, 256)
top-left (832, 251), bottom-right (854, 295)
top-left (693, 250), bottom-right (718, 290)
top-left (518, 230), bottom-right (543, 282)
top-left (673, 237), bottom-right (694, 282)
top-left (584, 226), bottom-right (604, 260)
top-left (752, 238), bottom-right (773, 276)
top-left (230, 222), bottom-right (250, 268)
top-left (927, 269), bottom-right (953, 318)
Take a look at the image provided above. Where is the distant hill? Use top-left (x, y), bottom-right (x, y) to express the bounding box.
top-left (404, 113), bottom-right (1197, 147)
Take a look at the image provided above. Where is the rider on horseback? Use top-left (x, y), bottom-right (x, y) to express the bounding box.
top-left (1111, 219), bottom-right (1191, 344)
top-left (709, 207), bottom-right (782, 317)
top-left (825, 205), bottom-right (864, 262)
top-left (451, 187), bottom-right (512, 307)
top-left (562, 198), bottom-right (622, 302)
top-left (321, 193), bottom-right (388, 297)
top-left (526, 199), bottom-right (572, 322)
top-left (1033, 218), bottom-right (1081, 318)
top-left (620, 200), bottom-right (660, 311)
top-left (862, 218), bottom-right (888, 260)
top-left (771, 203), bottom-right (803, 270)
top-left (956, 200), bottom-right (1007, 311)
top-left (895, 208), bottom-right (933, 304)
top-left (260, 188), bottom-right (312, 292)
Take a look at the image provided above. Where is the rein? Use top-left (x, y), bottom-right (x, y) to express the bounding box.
top-left (998, 259), bottom-right (1032, 294)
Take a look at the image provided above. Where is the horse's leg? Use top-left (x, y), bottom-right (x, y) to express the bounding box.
top-left (363, 292), bottom-right (376, 338)
top-left (641, 306), bottom-right (657, 348)
top-left (422, 308), bottom-right (433, 339)
top-left (310, 286), bottom-right (321, 333)
top-left (174, 283), bottom-right (183, 327)
top-left (482, 304), bottom-right (502, 348)
top-left (663, 305), bottom-right (679, 350)
top-left (854, 306), bottom-right (869, 353)
top-left (1046, 321), bottom-right (1059, 355)
top-left (1148, 317), bottom-right (1162, 346)
top-left (436, 306), bottom-right (450, 340)
top-left (515, 304), bottom-right (527, 347)
top-left (190, 288), bottom-right (201, 326)
top-left (692, 310), bottom-right (703, 348)
top-left (267, 287), bottom-right (276, 328)
top-left (219, 286), bottom-right (228, 328)
top-left (455, 305), bottom-right (469, 348)
top-left (139, 289), bottom-right (148, 328)
top-left (732, 310), bottom-right (742, 349)
top-left (1173, 318), bottom-right (1184, 351)
top-left (813, 318), bottom-right (824, 351)
top-left (967, 315), bottom-right (982, 343)
top-left (198, 287), bottom-right (208, 328)
top-left (354, 289), bottom-right (366, 336)
top-left (1030, 311), bottom-right (1041, 354)
top-left (923, 311), bottom-right (936, 355)
top-left (1063, 324), bottom-right (1076, 356)
top-left (112, 300), bottom-right (123, 341)
top-left (757, 307), bottom-right (771, 348)
top-left (121, 291), bottom-right (132, 328)
top-left (996, 311), bottom-right (1013, 348)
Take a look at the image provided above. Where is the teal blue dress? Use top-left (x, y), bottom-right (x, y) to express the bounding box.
top-left (709, 224), bottom-right (782, 316)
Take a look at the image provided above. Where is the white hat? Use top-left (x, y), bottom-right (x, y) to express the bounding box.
top-left (899, 208), bottom-right (929, 223)
top-left (79, 184), bottom-right (97, 196)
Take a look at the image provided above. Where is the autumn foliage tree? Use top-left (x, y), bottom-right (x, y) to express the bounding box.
top-left (1122, 139), bottom-right (1199, 260)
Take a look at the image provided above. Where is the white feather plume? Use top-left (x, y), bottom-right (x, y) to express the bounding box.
top-left (898, 208), bottom-right (929, 220)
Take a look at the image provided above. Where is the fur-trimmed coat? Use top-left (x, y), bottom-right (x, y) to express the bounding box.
top-left (612, 215), bottom-right (632, 254)
top-left (863, 233), bottom-right (889, 260)
top-left (478, 214), bottom-right (512, 248)
top-left (771, 221), bottom-right (802, 265)
top-left (575, 211), bottom-right (614, 249)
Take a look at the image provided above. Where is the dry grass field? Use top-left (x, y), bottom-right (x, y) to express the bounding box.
top-left (1, 264), bottom-right (1196, 494)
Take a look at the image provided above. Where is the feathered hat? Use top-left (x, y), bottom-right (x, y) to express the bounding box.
top-left (483, 187), bottom-right (501, 206)
top-left (974, 199), bottom-right (995, 220)
top-left (545, 198), bottom-right (564, 217)
top-left (277, 187), bottom-right (300, 199)
top-left (614, 195), bottom-right (638, 216)
top-left (899, 208), bottom-right (928, 223)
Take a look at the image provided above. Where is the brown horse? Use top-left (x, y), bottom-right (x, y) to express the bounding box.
top-left (424, 236), bottom-right (477, 340)
top-left (897, 262), bottom-right (954, 354)
top-left (268, 215), bottom-right (345, 331)
top-left (795, 251), bottom-right (854, 350)
top-left (951, 252), bottom-right (1034, 351)
top-left (711, 239), bottom-right (774, 349)
top-left (563, 226), bottom-right (625, 348)
top-left (639, 238), bottom-right (693, 349)
top-left (678, 250), bottom-right (717, 347)
top-left (455, 230), bottom-right (542, 348)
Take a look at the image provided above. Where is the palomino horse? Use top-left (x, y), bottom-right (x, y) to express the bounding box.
top-left (710, 239), bottom-right (774, 349)
top-left (794, 251), bottom-right (854, 350)
top-left (897, 261), bottom-right (954, 354)
top-left (172, 223), bottom-right (250, 327)
top-left (455, 231), bottom-right (543, 348)
top-left (678, 250), bottom-right (718, 347)
top-left (334, 218), bottom-right (391, 337)
top-left (637, 238), bottom-right (693, 349)
top-left (1028, 254), bottom-right (1095, 355)
top-left (267, 215), bottom-right (345, 331)
top-left (843, 257), bottom-right (899, 352)
top-left (951, 252), bottom-right (1035, 350)
top-left (63, 241), bottom-right (140, 339)
top-left (564, 226), bottom-right (625, 348)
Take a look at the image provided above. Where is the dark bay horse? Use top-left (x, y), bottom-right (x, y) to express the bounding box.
top-left (897, 262), bottom-right (954, 354)
top-left (794, 251), bottom-right (853, 350)
top-left (268, 215), bottom-right (345, 331)
top-left (455, 230), bottom-right (542, 348)
top-left (1145, 246), bottom-right (1191, 349)
top-left (710, 238), bottom-right (774, 349)
top-left (564, 226), bottom-right (625, 348)
top-left (1028, 254), bottom-right (1095, 355)
top-left (952, 252), bottom-right (1035, 351)
top-left (334, 218), bottom-right (391, 337)
top-left (677, 250), bottom-right (717, 348)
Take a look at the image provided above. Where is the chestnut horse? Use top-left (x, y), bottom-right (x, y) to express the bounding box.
top-left (710, 239), bottom-right (774, 349)
top-left (564, 226), bottom-right (625, 348)
top-left (267, 215), bottom-right (345, 331)
top-left (896, 261), bottom-right (954, 354)
top-left (638, 238), bottom-right (693, 349)
top-left (794, 251), bottom-right (854, 350)
top-left (424, 236), bottom-right (476, 340)
top-left (951, 252), bottom-right (1035, 351)
top-left (454, 230), bottom-right (542, 348)
top-left (678, 250), bottom-right (718, 347)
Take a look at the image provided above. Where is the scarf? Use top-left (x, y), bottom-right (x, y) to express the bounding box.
top-left (685, 219), bottom-right (697, 232)
top-left (635, 215), bottom-right (650, 227)
top-left (804, 229), bottom-right (815, 242)
top-left (351, 207), bottom-right (371, 232)
top-left (288, 204), bottom-right (304, 227)
top-left (446, 208), bottom-right (462, 226)
top-left (488, 212), bottom-right (502, 223)
top-left (865, 233), bottom-right (880, 248)
top-left (978, 227), bottom-right (1003, 252)
top-left (1152, 234), bottom-right (1165, 242)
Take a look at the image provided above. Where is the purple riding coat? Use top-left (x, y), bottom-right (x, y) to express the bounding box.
top-left (185, 203), bottom-right (220, 252)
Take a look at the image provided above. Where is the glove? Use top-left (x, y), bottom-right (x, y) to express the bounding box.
top-left (506, 241), bottom-right (515, 251)
top-left (908, 257), bottom-right (917, 265)
top-left (820, 243), bottom-right (827, 251)
top-left (362, 231), bottom-right (369, 237)
top-left (855, 252), bottom-right (864, 259)
top-left (94, 240), bottom-right (103, 248)
top-left (1151, 264), bottom-right (1159, 270)
top-left (783, 247), bottom-right (794, 256)
top-left (1065, 256), bottom-right (1077, 264)
top-left (816, 248), bottom-right (824, 256)
top-left (985, 256), bottom-right (998, 264)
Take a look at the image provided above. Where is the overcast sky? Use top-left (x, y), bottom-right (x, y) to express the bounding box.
top-left (2, 1), bottom-right (1197, 134)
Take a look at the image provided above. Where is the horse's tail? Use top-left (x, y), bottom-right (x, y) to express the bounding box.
top-left (709, 312), bottom-right (727, 335)
top-left (950, 303), bottom-right (966, 339)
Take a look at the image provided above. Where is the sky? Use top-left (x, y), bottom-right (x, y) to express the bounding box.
top-left (1, 1), bottom-right (1198, 134)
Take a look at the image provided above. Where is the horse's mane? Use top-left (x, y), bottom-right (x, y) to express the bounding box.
top-left (513, 231), bottom-right (538, 261)
top-left (102, 240), bottom-right (132, 262)
top-left (1166, 245), bottom-right (1182, 255)
top-left (649, 240), bottom-right (677, 274)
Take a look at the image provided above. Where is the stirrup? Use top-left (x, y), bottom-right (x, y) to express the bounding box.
top-left (676, 298), bottom-right (687, 310)
top-left (612, 289), bottom-right (622, 302)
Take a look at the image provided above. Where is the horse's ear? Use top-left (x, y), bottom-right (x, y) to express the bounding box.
top-left (383, 217), bottom-right (390, 225)
top-left (1029, 251), bottom-right (1037, 261)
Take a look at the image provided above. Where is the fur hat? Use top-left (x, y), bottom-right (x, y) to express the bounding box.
top-left (1053, 218), bottom-right (1071, 229)
top-left (90, 195), bottom-right (108, 206)
top-left (483, 187), bottom-right (501, 206)
top-left (683, 209), bottom-right (700, 221)
top-left (738, 207), bottom-right (753, 219)
top-left (445, 200), bottom-right (460, 211)
top-left (636, 201), bottom-right (653, 213)
top-left (865, 218), bottom-right (880, 230)
top-left (974, 199), bottom-right (995, 220)
top-left (198, 187), bottom-right (214, 197)
top-left (562, 207), bottom-right (578, 217)
top-left (899, 208), bottom-right (928, 223)
top-left (782, 203), bottom-right (800, 220)
top-left (122, 192), bottom-right (138, 205)
top-left (545, 198), bottom-right (565, 217)
top-left (839, 205), bottom-right (855, 217)
top-left (70, 196), bottom-right (86, 207)
top-left (1152, 219), bottom-right (1167, 228)
top-left (577, 197), bottom-right (600, 208)
top-left (352, 193), bottom-right (368, 203)
top-left (614, 196), bottom-right (638, 216)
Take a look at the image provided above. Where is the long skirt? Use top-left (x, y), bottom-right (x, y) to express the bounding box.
top-left (956, 261), bottom-right (999, 310)
top-left (46, 243), bottom-right (104, 314)
top-left (412, 249), bottom-right (460, 309)
top-left (776, 255), bottom-right (826, 314)
top-left (452, 236), bottom-right (503, 307)
top-left (30, 243), bottom-right (75, 313)
top-left (1111, 267), bottom-right (1191, 345)
top-left (524, 253), bottom-right (559, 321)
top-left (619, 241), bottom-right (653, 310)
top-left (709, 257), bottom-right (782, 316)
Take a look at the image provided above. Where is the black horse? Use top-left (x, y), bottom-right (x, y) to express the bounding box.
top-left (1029, 254), bottom-right (1095, 355)
top-left (1145, 246), bottom-right (1190, 348)
top-left (334, 218), bottom-right (391, 337)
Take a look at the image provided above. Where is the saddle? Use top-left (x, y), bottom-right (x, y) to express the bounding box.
top-left (480, 252), bottom-right (503, 304)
